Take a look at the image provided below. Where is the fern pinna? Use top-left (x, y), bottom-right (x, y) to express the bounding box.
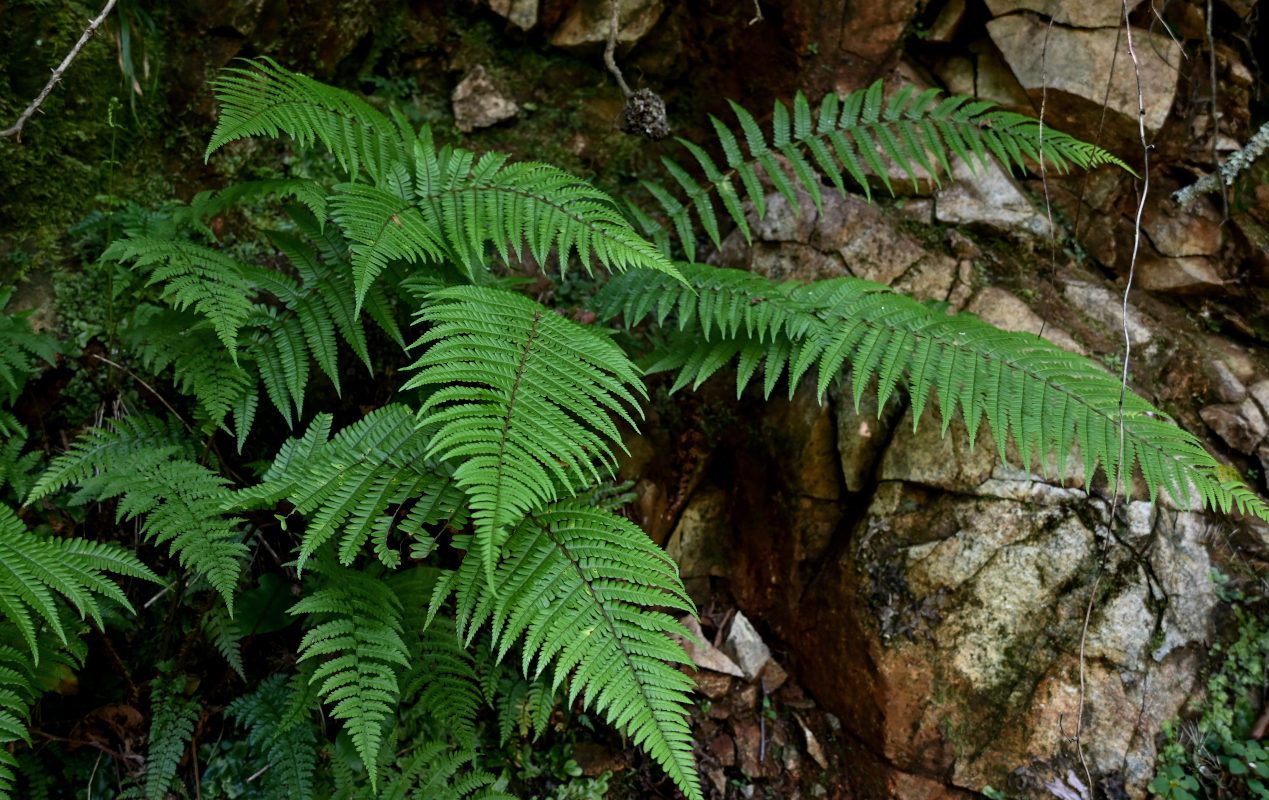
top-left (11, 54), bottom-right (1269, 800)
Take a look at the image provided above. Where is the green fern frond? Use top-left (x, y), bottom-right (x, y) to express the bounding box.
top-left (239, 407), bottom-right (465, 571)
top-left (641, 84), bottom-right (1128, 257)
top-left (379, 740), bottom-right (515, 800)
top-left (28, 417), bottom-right (246, 611)
top-left (0, 288), bottom-right (59, 405)
top-left (405, 286), bottom-right (646, 586)
top-left (205, 58), bottom-right (682, 309)
top-left (398, 615), bottom-right (484, 746)
top-left (206, 56), bottom-right (410, 180)
top-left (595, 263), bottom-right (1269, 521)
top-left (494, 670), bottom-right (557, 746)
top-left (103, 237), bottom-right (256, 356)
top-left (0, 504), bottom-right (159, 661)
top-left (291, 563), bottom-right (409, 792)
top-left (201, 602), bottom-right (245, 679)
top-left (226, 674), bottom-right (318, 800)
top-left (144, 673), bottom-right (199, 800)
top-left (437, 502), bottom-right (701, 800)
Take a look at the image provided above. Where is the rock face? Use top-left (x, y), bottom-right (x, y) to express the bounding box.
top-left (983, 0), bottom-right (1144, 28)
top-left (987, 14), bottom-right (1182, 152)
top-left (549, 0), bottom-right (664, 47)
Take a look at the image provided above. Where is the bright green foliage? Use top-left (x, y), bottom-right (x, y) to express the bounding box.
top-left (206, 58), bottom-right (682, 307)
top-left (0, 503), bottom-right (158, 660)
top-left (405, 286), bottom-right (646, 585)
top-left (437, 502), bottom-right (701, 800)
top-left (226, 674), bottom-right (319, 800)
top-left (240, 407), bottom-right (465, 571)
top-left (291, 562), bottom-right (410, 792)
top-left (144, 673), bottom-right (200, 800)
top-left (642, 83), bottom-right (1129, 260)
top-left (595, 263), bottom-right (1269, 521)
top-left (27, 416), bottom-right (247, 611)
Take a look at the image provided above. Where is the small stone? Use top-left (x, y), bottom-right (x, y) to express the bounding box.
top-left (936, 157), bottom-right (1050, 238)
top-left (488, 0), bottom-right (538, 30)
top-left (1249, 380), bottom-right (1269, 418)
top-left (572, 742), bottom-right (626, 776)
top-left (709, 733), bottom-right (736, 766)
top-left (549, 0), bottom-right (663, 47)
top-left (707, 767), bottom-right (727, 795)
top-left (674, 614), bottom-right (744, 677)
top-left (924, 0), bottom-right (966, 43)
top-left (1199, 397), bottom-right (1268, 455)
top-left (984, 0), bottom-right (1143, 27)
top-left (1137, 255), bottom-right (1225, 295)
top-left (759, 660), bottom-right (789, 694)
top-left (696, 671), bottom-right (734, 700)
top-left (451, 65), bottom-right (518, 133)
top-left (795, 714), bottom-right (829, 769)
top-left (967, 287), bottom-right (1083, 354)
top-left (721, 611), bottom-right (772, 680)
top-left (728, 682), bottom-right (759, 714)
top-left (1208, 360), bottom-right (1247, 403)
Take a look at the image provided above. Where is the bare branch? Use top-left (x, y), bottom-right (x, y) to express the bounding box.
top-left (0, 0), bottom-right (120, 141)
top-left (1173, 121), bottom-right (1269, 208)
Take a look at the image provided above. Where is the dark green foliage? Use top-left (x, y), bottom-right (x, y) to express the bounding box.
top-left (0, 288), bottom-right (58, 406)
top-left (226, 675), bottom-right (319, 800)
top-left (144, 673), bottom-right (200, 800)
top-left (594, 263), bottom-right (1269, 519)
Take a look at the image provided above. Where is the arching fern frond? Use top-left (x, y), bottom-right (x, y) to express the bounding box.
top-left (27, 417), bottom-right (246, 611)
top-left (436, 502), bottom-right (701, 800)
top-left (595, 263), bottom-right (1269, 521)
top-left (405, 286), bottom-right (646, 586)
top-left (640, 84), bottom-right (1128, 259)
top-left (0, 504), bottom-right (157, 661)
top-left (240, 406), bottom-right (466, 571)
top-left (206, 56), bottom-right (410, 182)
top-left (290, 563), bottom-right (409, 792)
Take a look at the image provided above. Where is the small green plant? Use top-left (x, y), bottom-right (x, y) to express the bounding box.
top-left (3, 57), bottom-right (1267, 800)
top-left (1151, 580), bottom-right (1269, 799)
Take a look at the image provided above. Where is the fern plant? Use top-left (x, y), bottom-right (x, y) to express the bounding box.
top-left (7, 56), bottom-right (1268, 800)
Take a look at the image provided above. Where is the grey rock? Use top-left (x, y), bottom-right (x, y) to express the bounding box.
top-left (1138, 255), bottom-right (1225, 295)
top-left (452, 65), bottom-right (518, 133)
top-left (720, 611), bottom-right (771, 681)
top-left (549, 0), bottom-right (663, 47)
top-left (488, 0), bottom-right (538, 30)
top-left (987, 15), bottom-right (1181, 145)
top-left (1208, 359), bottom-right (1247, 403)
top-left (984, 0), bottom-right (1143, 28)
top-left (1060, 280), bottom-right (1154, 347)
top-left (967, 287), bottom-right (1084, 354)
top-left (1199, 397), bottom-right (1267, 454)
top-left (936, 157), bottom-right (1051, 237)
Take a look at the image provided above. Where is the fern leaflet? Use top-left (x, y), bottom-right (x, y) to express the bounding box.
top-left (144, 673), bottom-right (199, 800)
top-left (226, 674), bottom-right (319, 800)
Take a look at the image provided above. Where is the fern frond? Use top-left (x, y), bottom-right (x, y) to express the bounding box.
top-left (399, 615), bottom-right (484, 746)
top-left (144, 673), bottom-right (199, 800)
top-left (641, 84), bottom-right (1128, 255)
top-left (291, 563), bottom-right (409, 792)
top-left (206, 58), bottom-right (682, 308)
top-left (0, 504), bottom-right (158, 661)
top-left (437, 502), bottom-right (701, 800)
top-left (226, 674), bottom-right (318, 800)
top-left (0, 288), bottom-right (59, 405)
top-left (595, 263), bottom-right (1269, 521)
top-left (405, 286), bottom-right (646, 586)
top-left (28, 417), bottom-right (246, 611)
top-left (206, 56), bottom-right (409, 180)
top-left (240, 407), bottom-right (465, 571)
top-left (379, 740), bottom-right (515, 800)
top-left (103, 238), bottom-right (256, 356)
